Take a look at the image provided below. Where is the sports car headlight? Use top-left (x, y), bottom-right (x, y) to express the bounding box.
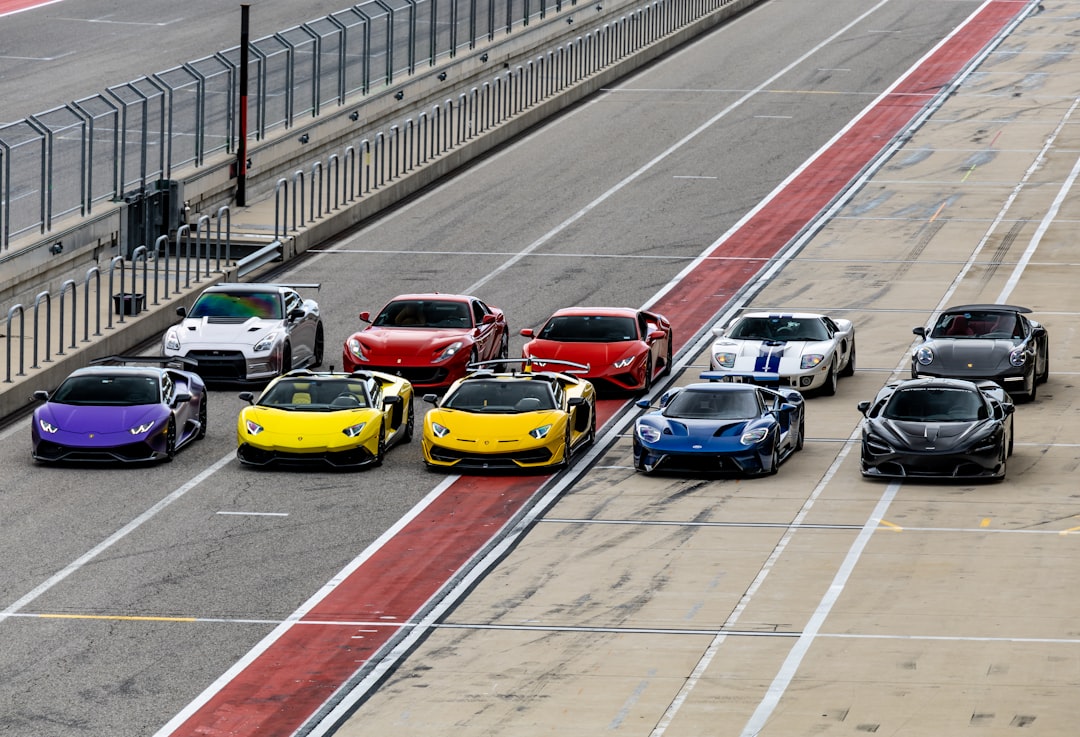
top-left (130, 421), bottom-right (155, 435)
top-left (801, 354), bottom-right (824, 369)
top-left (342, 422), bottom-right (367, 438)
top-left (244, 419), bottom-right (265, 435)
top-left (163, 327), bottom-right (181, 351)
top-left (434, 341), bottom-right (464, 363)
top-left (1009, 348), bottom-right (1028, 367)
top-left (636, 424), bottom-right (662, 443)
top-left (253, 331), bottom-right (280, 353)
top-left (529, 424), bottom-right (553, 439)
top-left (613, 357), bottom-right (635, 369)
top-left (431, 422), bottom-right (451, 438)
top-left (916, 346), bottom-right (934, 365)
top-left (740, 427), bottom-right (769, 445)
top-left (38, 418), bottom-right (58, 434)
top-left (712, 351), bottom-right (736, 368)
top-left (347, 337), bottom-right (369, 362)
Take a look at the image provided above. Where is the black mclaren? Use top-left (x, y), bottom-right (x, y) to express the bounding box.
top-left (857, 378), bottom-right (1014, 481)
top-left (911, 303), bottom-right (1048, 402)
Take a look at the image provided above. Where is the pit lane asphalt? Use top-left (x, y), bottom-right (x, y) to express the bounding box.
top-left (0, 1), bottom-right (1051, 736)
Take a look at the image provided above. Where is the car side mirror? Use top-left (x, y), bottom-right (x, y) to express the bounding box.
top-left (383, 395), bottom-right (402, 407)
top-left (359, 311), bottom-right (372, 323)
top-left (648, 329), bottom-right (666, 341)
top-left (32, 389), bottom-right (49, 402)
top-left (1002, 403), bottom-right (1015, 416)
top-left (711, 326), bottom-right (725, 336)
top-left (857, 400), bottom-right (870, 415)
top-left (520, 328), bottom-right (534, 338)
top-left (568, 397), bottom-right (586, 407)
top-left (1033, 326), bottom-right (1047, 337)
top-left (288, 308), bottom-right (305, 321)
top-left (423, 393), bottom-right (440, 405)
top-left (176, 306), bottom-right (187, 318)
top-left (173, 392), bottom-right (192, 406)
top-left (481, 314), bottom-right (497, 325)
top-left (777, 402), bottom-right (797, 414)
top-left (912, 326), bottom-right (926, 338)
top-left (239, 392), bottom-right (255, 405)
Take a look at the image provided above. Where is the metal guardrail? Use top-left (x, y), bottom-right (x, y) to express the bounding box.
top-left (1, 0), bottom-right (749, 385)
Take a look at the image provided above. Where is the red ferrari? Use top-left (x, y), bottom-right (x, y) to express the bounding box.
top-left (520, 307), bottom-right (673, 392)
top-left (343, 293), bottom-right (509, 390)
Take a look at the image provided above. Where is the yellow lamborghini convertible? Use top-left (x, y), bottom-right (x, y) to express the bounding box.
top-left (237, 369), bottom-right (413, 468)
top-left (421, 360), bottom-right (596, 471)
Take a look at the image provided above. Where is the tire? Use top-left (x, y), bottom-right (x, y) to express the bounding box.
top-left (401, 397), bottom-right (415, 443)
top-left (661, 338), bottom-right (673, 377)
top-left (641, 355), bottom-right (653, 394)
top-left (562, 424), bottom-right (573, 468)
top-left (839, 342), bottom-right (856, 378)
top-left (820, 361), bottom-right (838, 396)
top-left (498, 331), bottom-right (510, 370)
top-left (164, 417), bottom-right (177, 461)
top-left (1021, 370), bottom-right (1037, 403)
top-left (280, 343), bottom-right (292, 376)
top-left (795, 415), bottom-right (805, 451)
top-left (1007, 418), bottom-right (1014, 457)
top-left (311, 323), bottom-right (325, 368)
top-left (196, 397), bottom-right (208, 440)
top-left (586, 407), bottom-right (597, 447)
top-left (373, 423), bottom-right (386, 466)
top-left (765, 441), bottom-right (780, 476)
top-left (1037, 348), bottom-right (1049, 384)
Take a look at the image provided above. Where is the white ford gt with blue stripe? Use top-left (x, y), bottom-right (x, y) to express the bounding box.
top-left (709, 312), bottom-right (856, 395)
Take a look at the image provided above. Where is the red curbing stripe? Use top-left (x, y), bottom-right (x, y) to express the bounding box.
top-left (164, 3), bottom-right (1029, 735)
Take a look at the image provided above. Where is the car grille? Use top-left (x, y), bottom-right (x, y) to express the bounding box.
top-left (186, 350), bottom-right (249, 381)
top-left (366, 365), bottom-right (450, 386)
top-left (428, 446), bottom-right (553, 468)
top-left (34, 440), bottom-right (158, 463)
top-left (237, 444), bottom-right (376, 468)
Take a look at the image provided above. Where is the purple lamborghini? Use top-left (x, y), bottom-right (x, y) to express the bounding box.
top-left (31, 357), bottom-right (208, 463)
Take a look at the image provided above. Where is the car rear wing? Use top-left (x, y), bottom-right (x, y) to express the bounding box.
top-left (699, 370), bottom-right (782, 387)
top-left (91, 355), bottom-right (200, 370)
top-left (468, 358), bottom-right (591, 374)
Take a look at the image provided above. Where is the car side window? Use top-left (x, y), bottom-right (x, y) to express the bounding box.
top-left (472, 301), bottom-right (489, 326)
top-left (822, 317), bottom-right (837, 336)
top-left (284, 290), bottom-right (301, 316)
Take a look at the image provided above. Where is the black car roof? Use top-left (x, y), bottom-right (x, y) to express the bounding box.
top-left (942, 304), bottom-right (1031, 314)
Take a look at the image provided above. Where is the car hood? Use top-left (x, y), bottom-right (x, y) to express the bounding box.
top-left (353, 327), bottom-right (472, 357)
top-left (177, 317), bottom-right (279, 345)
top-left (871, 418), bottom-right (992, 451)
top-left (923, 339), bottom-right (1018, 365)
top-left (243, 406), bottom-right (375, 433)
top-left (38, 403), bottom-right (162, 433)
top-left (638, 416), bottom-right (756, 448)
top-left (525, 340), bottom-right (638, 371)
top-left (712, 338), bottom-right (832, 372)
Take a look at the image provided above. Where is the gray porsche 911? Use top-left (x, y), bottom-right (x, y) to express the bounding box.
top-left (910, 304), bottom-right (1048, 402)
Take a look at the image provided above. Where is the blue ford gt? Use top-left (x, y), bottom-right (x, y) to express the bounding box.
top-left (632, 373), bottom-right (805, 475)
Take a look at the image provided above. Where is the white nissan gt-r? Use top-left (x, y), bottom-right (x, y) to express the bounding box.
top-left (709, 312), bottom-right (855, 395)
top-left (162, 283), bottom-right (324, 383)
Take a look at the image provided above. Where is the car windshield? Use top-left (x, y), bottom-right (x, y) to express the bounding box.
top-left (373, 300), bottom-right (472, 328)
top-left (258, 380), bottom-right (371, 411)
top-left (190, 291), bottom-right (282, 319)
top-left (443, 379), bottom-right (557, 413)
top-left (929, 310), bottom-right (1021, 339)
top-left (51, 375), bottom-right (160, 406)
top-left (664, 388), bottom-right (760, 420)
top-left (882, 387), bottom-right (986, 422)
top-left (537, 315), bottom-right (637, 342)
top-left (726, 316), bottom-right (829, 341)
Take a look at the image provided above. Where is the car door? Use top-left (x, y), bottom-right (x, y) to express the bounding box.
top-left (283, 289), bottom-right (314, 365)
top-left (471, 299), bottom-right (499, 359)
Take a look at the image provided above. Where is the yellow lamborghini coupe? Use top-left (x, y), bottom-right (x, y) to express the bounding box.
top-left (237, 369), bottom-right (413, 468)
top-left (421, 360), bottom-right (596, 471)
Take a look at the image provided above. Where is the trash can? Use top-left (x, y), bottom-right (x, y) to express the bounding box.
top-left (113, 293), bottom-right (146, 315)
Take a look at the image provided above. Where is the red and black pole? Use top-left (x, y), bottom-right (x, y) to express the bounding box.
top-left (237, 3), bottom-right (250, 206)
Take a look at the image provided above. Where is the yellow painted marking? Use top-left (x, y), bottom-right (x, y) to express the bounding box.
top-left (1059, 526), bottom-right (1080, 536)
top-left (980, 518), bottom-right (991, 528)
top-left (960, 163), bottom-right (978, 182)
top-left (38, 613), bottom-right (197, 622)
top-left (928, 200), bottom-right (949, 223)
top-left (878, 520), bottom-right (903, 532)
